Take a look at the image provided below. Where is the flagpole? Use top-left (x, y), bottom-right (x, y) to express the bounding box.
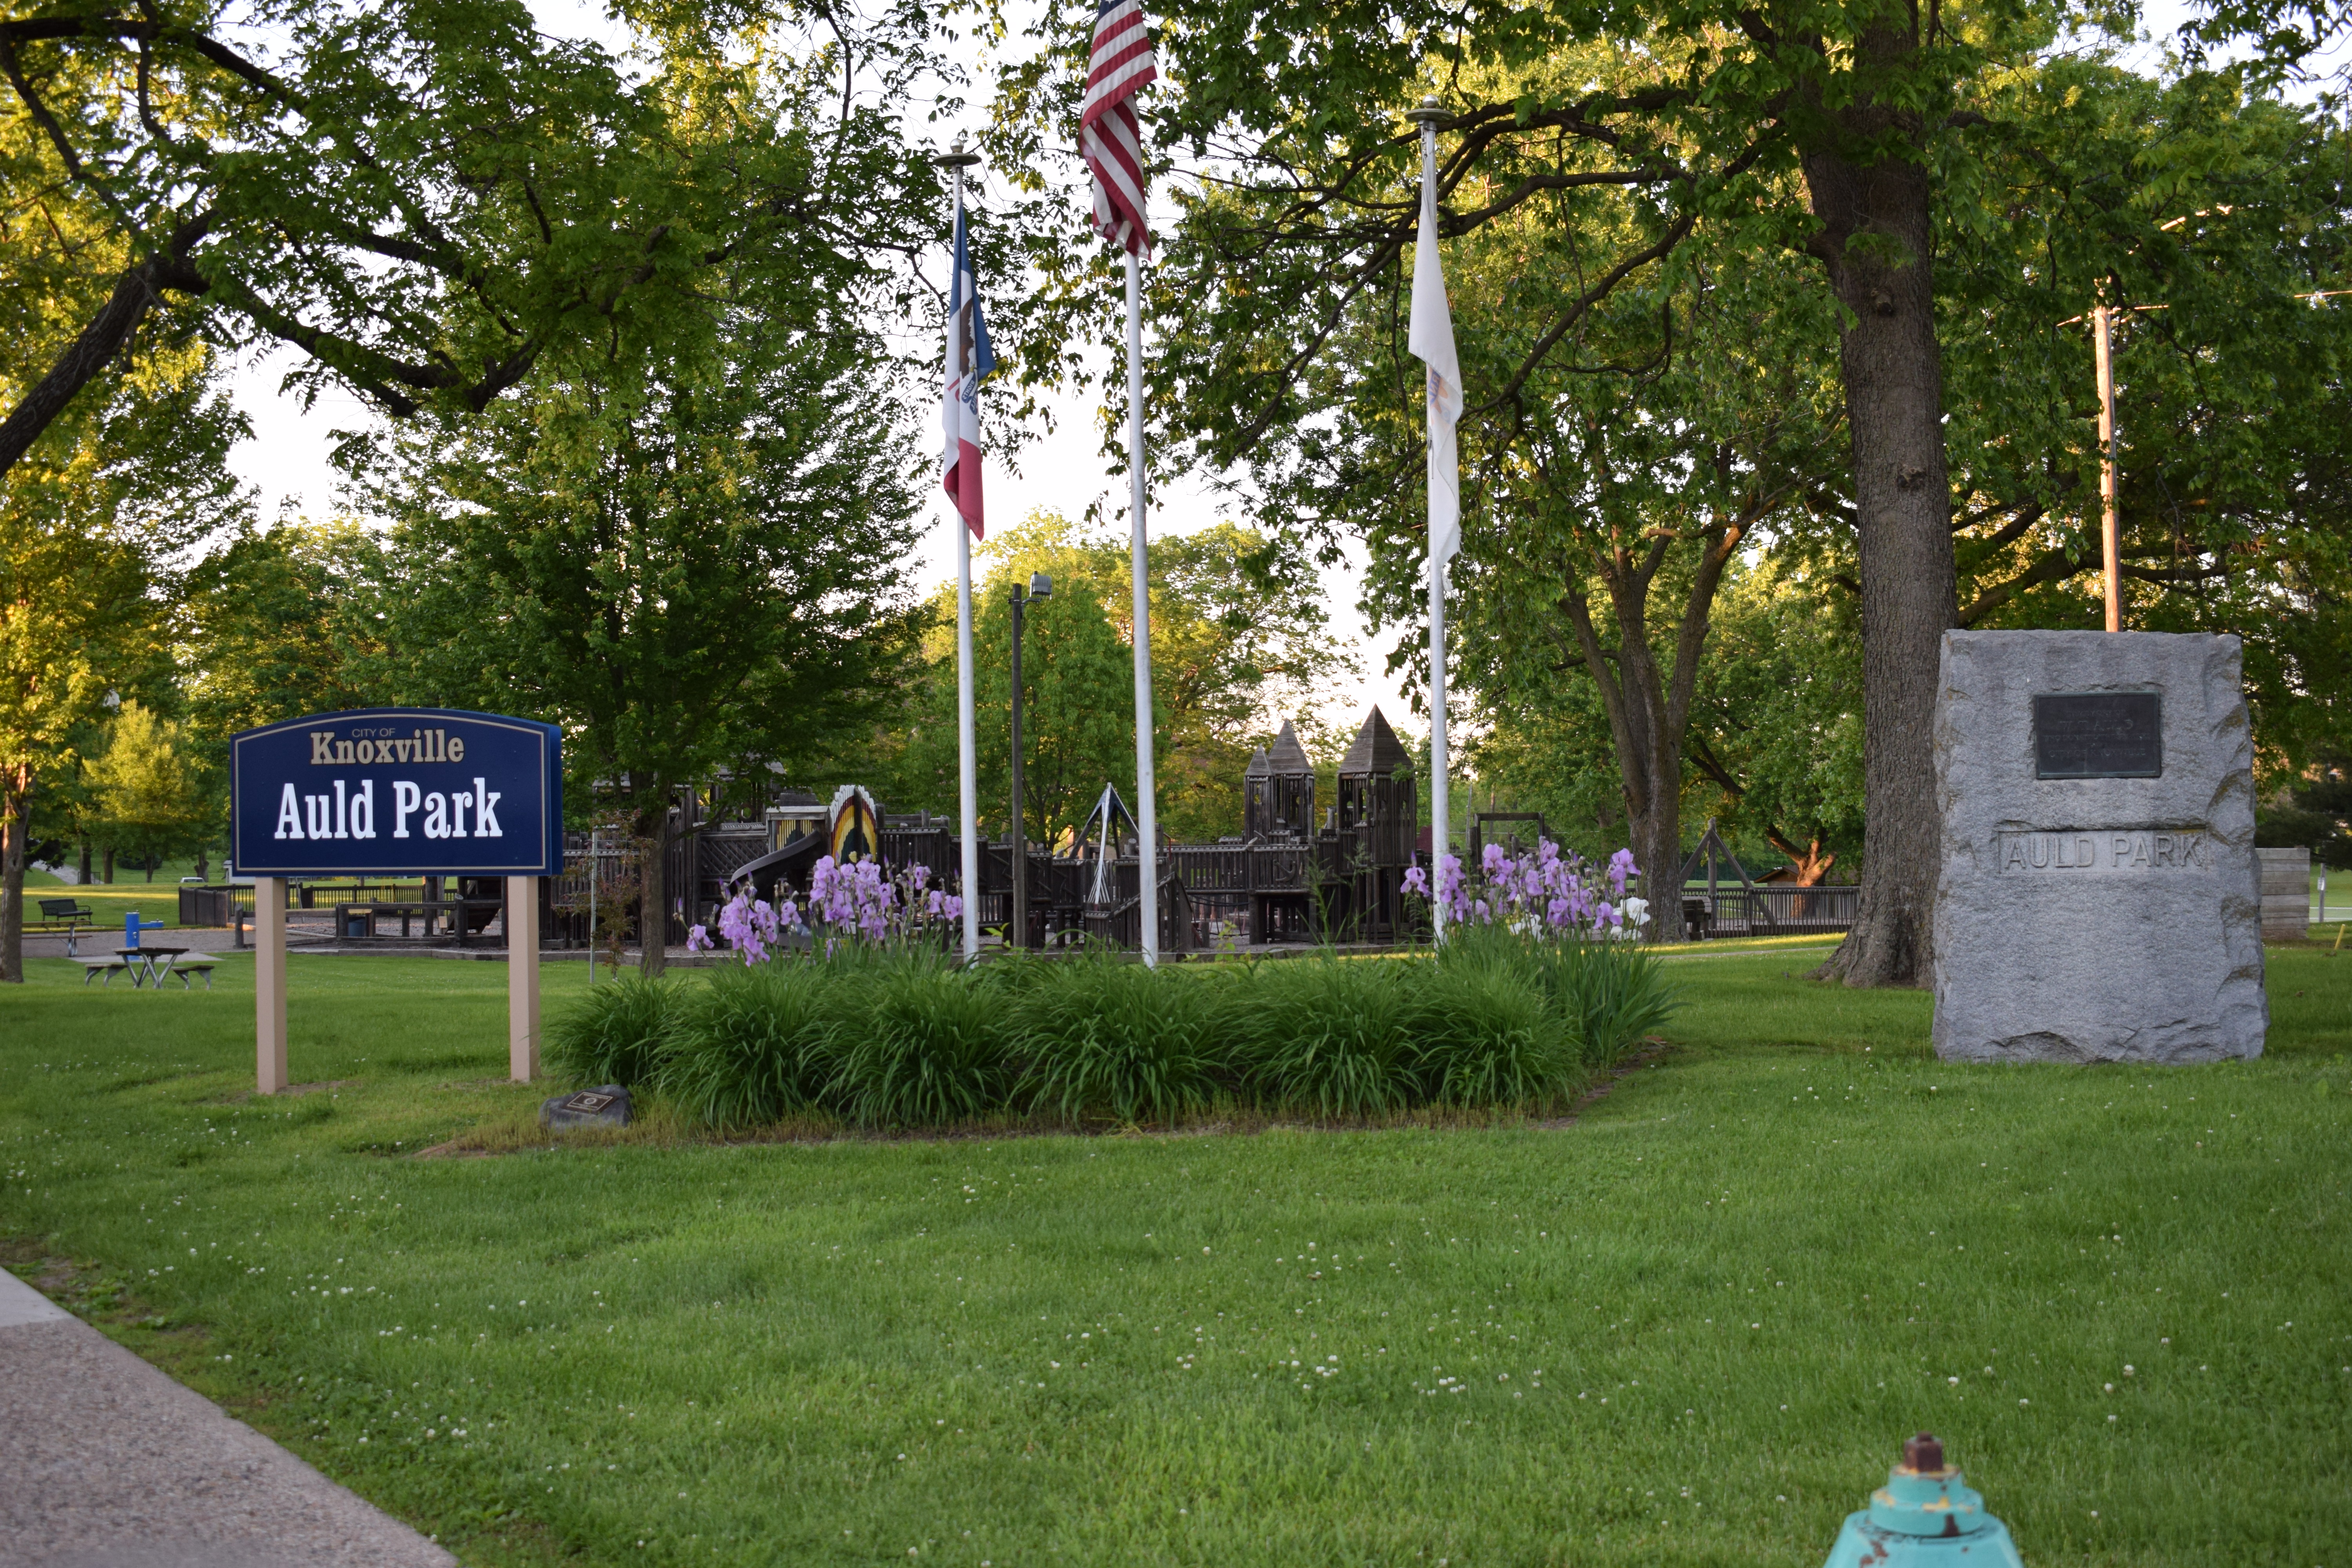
top-left (1079, 0), bottom-right (1161, 964)
top-left (1126, 248), bottom-right (1159, 966)
top-left (1408, 93), bottom-right (1450, 945)
top-left (956, 459), bottom-right (980, 964)
top-left (937, 140), bottom-right (983, 964)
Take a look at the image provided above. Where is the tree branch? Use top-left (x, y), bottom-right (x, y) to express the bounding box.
top-left (1960, 501), bottom-right (2046, 551)
top-left (0, 210), bottom-right (212, 475)
top-left (1956, 544), bottom-right (2093, 625)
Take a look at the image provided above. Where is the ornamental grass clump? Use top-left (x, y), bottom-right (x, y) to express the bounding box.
top-left (1219, 954), bottom-right (1422, 1118)
top-left (1518, 938), bottom-right (1680, 1064)
top-left (1011, 951), bottom-right (1221, 1126)
top-left (824, 951), bottom-right (1013, 1129)
top-left (545, 972), bottom-right (683, 1088)
top-left (660, 960), bottom-right (836, 1129)
top-left (1407, 953), bottom-right (1579, 1107)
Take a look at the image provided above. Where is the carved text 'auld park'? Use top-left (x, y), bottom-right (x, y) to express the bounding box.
top-left (1996, 829), bottom-right (2211, 873)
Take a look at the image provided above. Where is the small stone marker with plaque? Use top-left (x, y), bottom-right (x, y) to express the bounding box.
top-left (1931, 630), bottom-right (2265, 1063)
top-left (541, 1085), bottom-right (632, 1129)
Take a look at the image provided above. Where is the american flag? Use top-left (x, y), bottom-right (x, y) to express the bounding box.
top-left (940, 195), bottom-right (995, 538)
top-left (1080, 0), bottom-right (1157, 254)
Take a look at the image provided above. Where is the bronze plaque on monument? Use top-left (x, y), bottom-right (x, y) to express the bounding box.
top-left (2033, 691), bottom-right (2163, 779)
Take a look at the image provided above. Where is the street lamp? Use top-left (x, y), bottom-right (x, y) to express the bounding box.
top-left (1009, 571), bottom-right (1051, 948)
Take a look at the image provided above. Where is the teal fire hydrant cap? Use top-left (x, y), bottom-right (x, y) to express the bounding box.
top-left (1820, 1434), bottom-right (2026, 1566)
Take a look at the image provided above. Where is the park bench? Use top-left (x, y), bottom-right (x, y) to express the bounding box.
top-left (75, 956), bottom-right (129, 987)
top-left (165, 958), bottom-right (221, 992)
top-left (34, 897), bottom-right (95, 953)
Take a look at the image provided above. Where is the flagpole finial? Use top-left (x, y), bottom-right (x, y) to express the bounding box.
top-left (1405, 94), bottom-right (1448, 124)
top-left (932, 135), bottom-right (982, 170)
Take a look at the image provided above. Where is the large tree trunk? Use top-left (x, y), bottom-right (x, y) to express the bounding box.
top-left (1798, 20), bottom-right (1959, 989)
top-left (1, 771), bottom-right (28, 983)
top-left (1559, 522), bottom-right (1742, 940)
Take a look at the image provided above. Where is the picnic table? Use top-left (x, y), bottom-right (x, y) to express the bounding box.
top-left (117, 946), bottom-right (189, 988)
top-left (77, 947), bottom-right (221, 990)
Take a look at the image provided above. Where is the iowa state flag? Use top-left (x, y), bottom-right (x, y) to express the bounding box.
top-left (941, 196), bottom-right (996, 538)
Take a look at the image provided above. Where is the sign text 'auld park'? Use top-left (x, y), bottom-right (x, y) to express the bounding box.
top-left (230, 709), bottom-right (564, 877)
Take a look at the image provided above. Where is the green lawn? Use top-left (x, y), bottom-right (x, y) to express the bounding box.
top-left (23, 868), bottom-right (205, 931)
top-left (3, 946), bottom-right (2348, 1566)
top-left (27, 857), bottom-right (209, 888)
top-left (23, 869), bottom-right (439, 933)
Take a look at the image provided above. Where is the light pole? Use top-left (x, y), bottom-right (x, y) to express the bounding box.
top-left (1009, 571), bottom-right (1051, 949)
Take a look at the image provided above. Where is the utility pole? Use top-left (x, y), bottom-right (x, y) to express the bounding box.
top-left (1008, 572), bottom-right (1051, 949)
top-left (2092, 302), bottom-right (2122, 632)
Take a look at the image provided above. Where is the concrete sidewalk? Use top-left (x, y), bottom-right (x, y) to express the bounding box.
top-left (0, 1270), bottom-right (456, 1568)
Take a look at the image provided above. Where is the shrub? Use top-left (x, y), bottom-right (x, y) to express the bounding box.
top-left (661, 962), bottom-right (836, 1129)
top-left (1218, 955), bottom-right (1422, 1117)
top-left (1012, 953), bottom-right (1220, 1125)
top-left (546, 973), bottom-right (683, 1088)
top-left (824, 951), bottom-right (1013, 1128)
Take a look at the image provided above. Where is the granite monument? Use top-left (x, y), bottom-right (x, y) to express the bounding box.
top-left (1931, 630), bottom-right (2265, 1062)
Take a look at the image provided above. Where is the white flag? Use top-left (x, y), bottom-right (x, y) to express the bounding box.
top-left (1407, 164), bottom-right (1461, 573)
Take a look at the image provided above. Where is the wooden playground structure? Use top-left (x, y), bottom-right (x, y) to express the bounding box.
top-left (716, 710), bottom-right (1424, 953)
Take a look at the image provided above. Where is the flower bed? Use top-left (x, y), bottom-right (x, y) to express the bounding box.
top-left (556, 843), bottom-right (1676, 1131)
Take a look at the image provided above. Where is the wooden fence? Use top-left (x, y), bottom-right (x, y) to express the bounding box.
top-left (1682, 884), bottom-right (1859, 938)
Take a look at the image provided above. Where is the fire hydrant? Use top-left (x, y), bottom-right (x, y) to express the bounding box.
top-left (1821, 1433), bottom-right (2025, 1566)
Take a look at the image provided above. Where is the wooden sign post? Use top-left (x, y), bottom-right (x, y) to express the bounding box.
top-left (256, 877), bottom-right (288, 1094)
top-left (507, 876), bottom-right (540, 1081)
top-left (230, 708), bottom-right (563, 1095)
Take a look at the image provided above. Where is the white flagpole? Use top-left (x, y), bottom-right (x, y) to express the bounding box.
top-left (1409, 95), bottom-right (1451, 944)
top-left (1126, 249), bottom-right (1159, 965)
top-left (942, 151), bottom-right (982, 964)
top-left (956, 480), bottom-right (980, 962)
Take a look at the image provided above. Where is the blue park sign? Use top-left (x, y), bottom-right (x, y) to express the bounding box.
top-left (230, 708), bottom-right (564, 877)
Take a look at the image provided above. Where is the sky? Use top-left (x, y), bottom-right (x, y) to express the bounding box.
top-left (216, 0), bottom-right (2330, 756)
